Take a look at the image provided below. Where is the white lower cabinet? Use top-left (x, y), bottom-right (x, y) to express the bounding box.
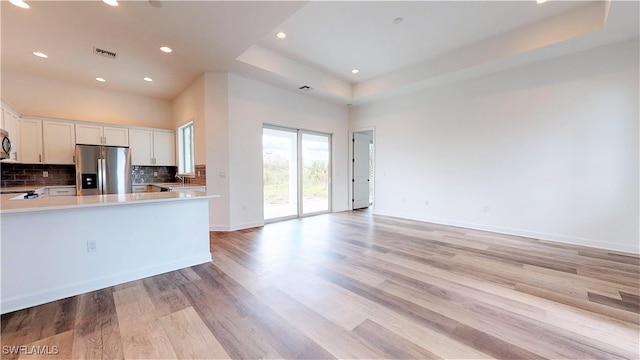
top-left (47, 186), bottom-right (77, 196)
top-left (132, 185), bottom-right (149, 193)
top-left (170, 187), bottom-right (206, 193)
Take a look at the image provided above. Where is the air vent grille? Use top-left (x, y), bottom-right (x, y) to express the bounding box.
top-left (93, 47), bottom-right (117, 60)
top-left (298, 85), bottom-right (313, 91)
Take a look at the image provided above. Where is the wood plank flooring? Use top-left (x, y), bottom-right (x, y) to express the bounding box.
top-left (2, 210), bottom-right (639, 359)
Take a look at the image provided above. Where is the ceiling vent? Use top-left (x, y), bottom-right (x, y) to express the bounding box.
top-left (93, 47), bottom-right (117, 60)
top-left (298, 85), bottom-right (313, 91)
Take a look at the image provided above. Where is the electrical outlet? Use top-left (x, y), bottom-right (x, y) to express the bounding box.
top-left (87, 240), bottom-right (97, 252)
top-left (219, 172), bottom-right (226, 178)
top-left (197, 170), bottom-right (201, 177)
top-left (153, 171), bottom-right (158, 177)
top-left (43, 171), bottom-right (48, 178)
top-left (483, 206), bottom-right (490, 213)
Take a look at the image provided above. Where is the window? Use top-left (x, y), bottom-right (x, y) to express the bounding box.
top-left (177, 121), bottom-right (194, 175)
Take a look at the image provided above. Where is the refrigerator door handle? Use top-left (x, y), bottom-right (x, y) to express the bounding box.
top-left (97, 158), bottom-right (104, 194)
top-left (101, 158), bottom-right (107, 194)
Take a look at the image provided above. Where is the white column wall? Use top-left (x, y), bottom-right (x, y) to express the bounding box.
top-left (205, 73), bottom-right (231, 230)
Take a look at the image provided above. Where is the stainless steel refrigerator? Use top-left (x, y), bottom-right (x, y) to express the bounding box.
top-left (76, 145), bottom-right (132, 195)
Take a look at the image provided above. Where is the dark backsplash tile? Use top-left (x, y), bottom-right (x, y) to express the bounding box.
top-left (1, 163), bottom-right (178, 187)
top-left (131, 165), bottom-right (178, 184)
top-left (0, 163), bottom-right (75, 187)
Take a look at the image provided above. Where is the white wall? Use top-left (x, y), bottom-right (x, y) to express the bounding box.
top-left (350, 39), bottom-right (639, 253)
top-left (2, 71), bottom-right (172, 128)
top-left (217, 74), bottom-right (349, 230)
top-left (172, 74), bottom-right (206, 164)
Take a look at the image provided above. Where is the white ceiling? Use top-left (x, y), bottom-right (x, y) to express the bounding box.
top-left (2, 1), bottom-right (638, 105)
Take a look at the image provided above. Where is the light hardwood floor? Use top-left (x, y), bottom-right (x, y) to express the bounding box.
top-left (2, 210), bottom-right (639, 359)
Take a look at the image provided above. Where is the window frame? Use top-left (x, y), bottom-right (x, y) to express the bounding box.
top-left (177, 120), bottom-right (195, 176)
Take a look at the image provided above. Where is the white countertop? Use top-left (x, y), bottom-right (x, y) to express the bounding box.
top-left (1, 191), bottom-right (217, 214)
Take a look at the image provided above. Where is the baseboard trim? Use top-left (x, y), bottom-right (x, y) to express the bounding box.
top-left (373, 210), bottom-right (640, 254)
top-left (1, 253), bottom-right (212, 314)
top-left (210, 220), bottom-right (265, 232)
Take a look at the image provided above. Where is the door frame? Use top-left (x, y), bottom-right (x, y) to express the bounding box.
top-left (350, 127), bottom-right (375, 211)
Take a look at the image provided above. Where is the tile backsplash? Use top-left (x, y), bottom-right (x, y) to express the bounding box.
top-left (0, 163), bottom-right (179, 187)
top-left (0, 163), bottom-right (75, 187)
top-left (131, 166), bottom-right (177, 184)
top-left (186, 164), bottom-right (206, 185)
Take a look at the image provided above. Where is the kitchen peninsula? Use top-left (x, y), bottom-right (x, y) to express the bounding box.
top-left (1, 190), bottom-right (216, 313)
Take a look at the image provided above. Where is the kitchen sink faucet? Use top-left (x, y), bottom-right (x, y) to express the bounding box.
top-left (175, 174), bottom-right (185, 186)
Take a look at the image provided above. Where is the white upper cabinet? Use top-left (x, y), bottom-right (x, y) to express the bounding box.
top-left (153, 130), bottom-right (175, 166)
top-left (76, 124), bottom-right (128, 146)
top-left (3, 109), bottom-right (174, 166)
top-left (129, 129), bottom-right (154, 166)
top-left (129, 129), bottom-right (175, 166)
top-left (75, 124), bottom-right (102, 145)
top-left (1, 105), bottom-right (21, 161)
top-left (19, 118), bottom-right (43, 164)
top-left (103, 126), bottom-right (129, 146)
top-left (43, 120), bottom-right (76, 164)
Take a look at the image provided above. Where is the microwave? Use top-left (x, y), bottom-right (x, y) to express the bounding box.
top-left (1, 129), bottom-right (12, 159)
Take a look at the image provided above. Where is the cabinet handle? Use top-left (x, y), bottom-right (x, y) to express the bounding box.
top-left (13, 151), bottom-right (17, 160)
top-left (39, 154), bottom-right (42, 162)
top-left (104, 136), bottom-right (107, 144)
top-left (73, 155), bottom-right (76, 163)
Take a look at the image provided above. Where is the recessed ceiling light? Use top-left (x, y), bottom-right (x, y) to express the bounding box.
top-left (96, 77), bottom-right (106, 82)
top-left (536, 0), bottom-right (547, 3)
top-left (276, 32), bottom-right (287, 39)
top-left (393, 17), bottom-right (404, 25)
top-left (103, 0), bottom-right (118, 6)
top-left (33, 52), bottom-right (48, 58)
top-left (160, 46), bottom-right (173, 53)
top-left (351, 69), bottom-right (359, 74)
top-left (143, 77), bottom-right (153, 82)
top-left (9, 0), bottom-right (29, 9)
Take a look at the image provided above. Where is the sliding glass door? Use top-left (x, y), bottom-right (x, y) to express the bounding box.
top-left (263, 127), bottom-right (298, 221)
top-left (263, 126), bottom-right (331, 222)
top-left (301, 132), bottom-right (330, 215)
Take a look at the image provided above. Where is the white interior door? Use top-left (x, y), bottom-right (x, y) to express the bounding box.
top-left (353, 132), bottom-right (370, 209)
